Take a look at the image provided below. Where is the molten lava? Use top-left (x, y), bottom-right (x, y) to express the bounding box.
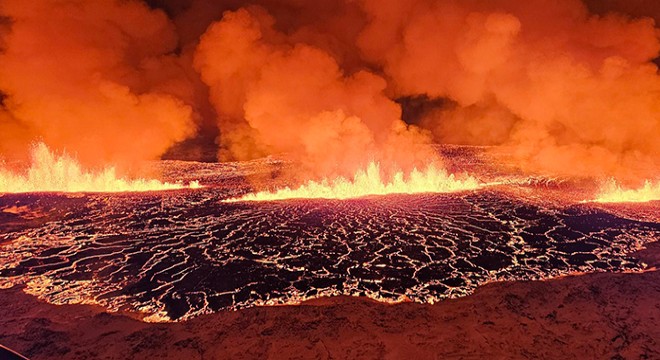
top-left (225, 162), bottom-right (480, 202)
top-left (593, 179), bottom-right (660, 203)
top-left (0, 143), bottom-right (201, 194)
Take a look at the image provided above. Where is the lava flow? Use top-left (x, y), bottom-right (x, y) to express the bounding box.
top-left (0, 143), bottom-right (201, 194)
top-left (224, 162), bottom-right (480, 202)
top-left (1, 155), bottom-right (658, 323)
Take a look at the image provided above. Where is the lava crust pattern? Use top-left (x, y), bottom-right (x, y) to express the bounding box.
top-left (0, 190), bottom-right (658, 321)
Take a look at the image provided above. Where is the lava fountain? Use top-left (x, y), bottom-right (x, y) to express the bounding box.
top-left (225, 162), bottom-right (480, 202)
top-left (0, 143), bottom-right (201, 194)
top-left (592, 179), bottom-right (660, 203)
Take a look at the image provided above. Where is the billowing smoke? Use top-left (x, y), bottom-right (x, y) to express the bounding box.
top-left (194, 6), bottom-right (434, 177)
top-left (1, 0), bottom-right (658, 183)
top-left (357, 0), bottom-right (660, 183)
top-left (0, 0), bottom-right (196, 169)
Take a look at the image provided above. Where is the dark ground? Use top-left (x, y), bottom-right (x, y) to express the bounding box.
top-left (0, 190), bottom-right (657, 321)
top-left (0, 242), bottom-right (658, 360)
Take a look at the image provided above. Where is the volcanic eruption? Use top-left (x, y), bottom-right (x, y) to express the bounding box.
top-left (0, 0), bottom-right (658, 199)
top-left (0, 0), bottom-right (659, 358)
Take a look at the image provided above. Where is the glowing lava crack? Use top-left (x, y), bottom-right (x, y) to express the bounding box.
top-left (225, 162), bottom-right (480, 202)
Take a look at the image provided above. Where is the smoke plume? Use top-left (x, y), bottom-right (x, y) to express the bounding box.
top-left (357, 0), bottom-right (660, 183)
top-left (1, 0), bottom-right (658, 183)
top-left (0, 0), bottom-right (196, 169)
top-left (194, 6), bottom-right (435, 177)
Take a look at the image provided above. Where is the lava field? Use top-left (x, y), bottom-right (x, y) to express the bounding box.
top-left (0, 159), bottom-right (658, 321)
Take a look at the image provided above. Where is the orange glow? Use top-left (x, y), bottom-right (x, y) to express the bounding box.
top-left (0, 143), bottom-right (201, 194)
top-left (225, 162), bottom-right (480, 202)
top-left (593, 179), bottom-right (660, 203)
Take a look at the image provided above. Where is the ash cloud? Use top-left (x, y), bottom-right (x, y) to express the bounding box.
top-left (1, 0), bottom-right (659, 182)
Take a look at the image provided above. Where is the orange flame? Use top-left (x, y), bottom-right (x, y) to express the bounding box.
top-left (225, 162), bottom-right (480, 202)
top-left (593, 179), bottom-right (660, 203)
top-left (0, 143), bottom-right (201, 194)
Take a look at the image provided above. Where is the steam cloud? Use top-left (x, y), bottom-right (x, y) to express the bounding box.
top-left (1, 0), bottom-right (658, 182)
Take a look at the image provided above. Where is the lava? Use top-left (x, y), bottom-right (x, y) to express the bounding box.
top-left (593, 179), bottom-right (660, 203)
top-left (0, 143), bottom-right (201, 194)
top-left (224, 162), bottom-right (480, 202)
top-left (1, 167), bottom-right (657, 322)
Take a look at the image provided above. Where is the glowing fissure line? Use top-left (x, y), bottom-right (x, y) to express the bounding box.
top-left (0, 143), bottom-right (201, 194)
top-left (224, 162), bottom-right (481, 202)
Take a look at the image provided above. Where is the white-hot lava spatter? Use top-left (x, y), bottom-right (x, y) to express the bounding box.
top-left (593, 179), bottom-right (660, 203)
top-left (225, 162), bottom-right (481, 202)
top-left (0, 143), bottom-right (201, 194)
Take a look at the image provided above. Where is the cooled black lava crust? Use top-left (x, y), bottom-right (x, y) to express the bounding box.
top-left (0, 190), bottom-right (658, 321)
